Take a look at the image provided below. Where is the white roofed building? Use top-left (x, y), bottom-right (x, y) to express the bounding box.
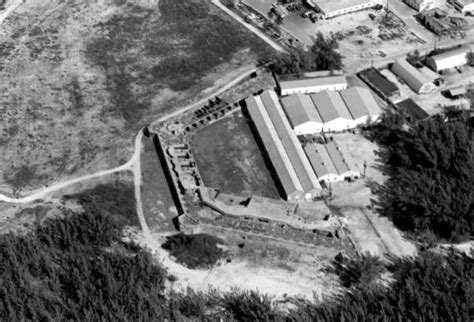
top-left (404, 0), bottom-right (437, 12)
top-left (426, 45), bottom-right (474, 72)
top-left (310, 91), bottom-right (355, 132)
top-left (313, 0), bottom-right (383, 19)
top-left (452, 0), bottom-right (474, 13)
top-left (278, 75), bottom-right (348, 96)
top-left (391, 59), bottom-right (436, 94)
top-left (340, 87), bottom-right (382, 124)
top-left (280, 94), bottom-right (324, 135)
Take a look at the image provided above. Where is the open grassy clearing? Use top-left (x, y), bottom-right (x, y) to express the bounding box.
top-left (189, 111), bottom-right (280, 199)
top-left (0, 0), bottom-right (270, 194)
top-left (140, 136), bottom-right (178, 233)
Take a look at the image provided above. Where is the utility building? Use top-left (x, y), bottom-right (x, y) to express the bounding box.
top-left (278, 75), bottom-right (348, 96)
top-left (426, 45), bottom-right (474, 72)
top-left (391, 59), bottom-right (436, 94)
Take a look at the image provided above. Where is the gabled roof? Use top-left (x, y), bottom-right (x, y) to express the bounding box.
top-left (429, 45), bottom-right (474, 62)
top-left (325, 141), bottom-right (349, 174)
top-left (280, 94), bottom-right (322, 127)
top-left (304, 143), bottom-right (338, 178)
top-left (310, 90), bottom-right (352, 122)
top-left (391, 59), bottom-right (432, 93)
top-left (340, 87), bottom-right (370, 120)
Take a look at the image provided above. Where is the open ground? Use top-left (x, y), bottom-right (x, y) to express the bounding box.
top-left (189, 111), bottom-right (281, 199)
top-left (0, 0), bottom-right (269, 195)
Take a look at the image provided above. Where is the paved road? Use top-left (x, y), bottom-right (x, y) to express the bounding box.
top-left (211, 0), bottom-right (284, 52)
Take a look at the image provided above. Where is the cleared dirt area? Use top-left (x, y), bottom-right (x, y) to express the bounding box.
top-left (189, 111), bottom-right (280, 199)
top-left (0, 0), bottom-right (269, 195)
top-left (140, 136), bottom-right (178, 233)
top-left (325, 133), bottom-right (416, 258)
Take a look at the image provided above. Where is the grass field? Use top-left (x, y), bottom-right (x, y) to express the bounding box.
top-left (189, 112), bottom-right (280, 199)
top-left (140, 136), bottom-right (178, 233)
top-left (0, 0), bottom-right (270, 193)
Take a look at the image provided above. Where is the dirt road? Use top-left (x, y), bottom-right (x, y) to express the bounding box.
top-left (211, 0), bottom-right (284, 52)
top-left (0, 0), bottom-right (22, 24)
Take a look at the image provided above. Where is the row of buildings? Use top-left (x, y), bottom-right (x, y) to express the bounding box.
top-left (280, 86), bottom-right (381, 134)
top-left (245, 89), bottom-right (362, 201)
top-left (245, 90), bottom-right (323, 201)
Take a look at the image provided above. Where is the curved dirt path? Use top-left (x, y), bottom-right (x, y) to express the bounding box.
top-left (0, 67), bottom-right (261, 204)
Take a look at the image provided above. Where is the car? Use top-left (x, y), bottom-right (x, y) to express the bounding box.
top-left (368, 13), bottom-right (376, 20)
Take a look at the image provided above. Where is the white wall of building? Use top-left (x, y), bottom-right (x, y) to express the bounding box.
top-left (321, 0), bottom-right (382, 19)
top-left (281, 83), bottom-right (347, 96)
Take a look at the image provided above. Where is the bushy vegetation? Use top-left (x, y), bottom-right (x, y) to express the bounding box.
top-left (264, 32), bottom-right (343, 75)
top-left (85, 0), bottom-right (269, 128)
top-left (0, 184), bottom-right (167, 321)
top-left (331, 252), bottom-right (386, 288)
top-left (162, 233), bottom-right (225, 269)
top-left (367, 109), bottom-right (473, 242)
top-left (293, 250), bottom-right (474, 321)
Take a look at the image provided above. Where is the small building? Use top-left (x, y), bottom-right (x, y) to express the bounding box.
top-left (304, 141), bottom-right (360, 184)
top-left (404, 0), bottom-right (437, 12)
top-left (391, 59), bottom-right (436, 94)
top-left (312, 0), bottom-right (383, 19)
top-left (451, 0), bottom-right (474, 13)
top-left (278, 75), bottom-right (348, 96)
top-left (396, 98), bottom-right (430, 121)
top-left (359, 67), bottom-right (400, 98)
top-left (426, 45), bottom-right (474, 72)
top-left (447, 85), bottom-right (467, 98)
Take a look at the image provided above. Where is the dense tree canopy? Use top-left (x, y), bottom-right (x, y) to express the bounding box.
top-left (368, 110), bottom-right (473, 241)
top-left (266, 32), bottom-right (343, 75)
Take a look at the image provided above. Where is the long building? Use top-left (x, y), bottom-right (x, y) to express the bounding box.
top-left (426, 45), bottom-right (474, 72)
top-left (280, 87), bottom-right (381, 134)
top-left (312, 0), bottom-right (383, 19)
top-left (304, 141), bottom-right (360, 184)
top-left (452, 0), bottom-right (474, 13)
top-left (278, 75), bottom-right (348, 96)
top-left (245, 90), bottom-right (322, 201)
top-left (246, 95), bottom-right (304, 201)
top-left (391, 59), bottom-right (436, 94)
top-left (259, 90), bottom-right (322, 199)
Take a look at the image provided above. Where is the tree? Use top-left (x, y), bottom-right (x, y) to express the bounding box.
top-left (369, 110), bottom-right (474, 241)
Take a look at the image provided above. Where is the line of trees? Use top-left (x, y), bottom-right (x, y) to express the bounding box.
top-left (261, 32), bottom-right (344, 75)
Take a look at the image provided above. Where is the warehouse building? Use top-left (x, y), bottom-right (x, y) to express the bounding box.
top-left (311, 91), bottom-right (355, 132)
top-left (304, 141), bottom-right (360, 184)
top-left (340, 87), bottom-right (382, 123)
top-left (280, 87), bottom-right (381, 134)
top-left (280, 94), bottom-right (323, 135)
top-left (426, 45), bottom-right (474, 72)
top-left (245, 90), bottom-right (322, 201)
top-left (391, 59), bottom-right (436, 94)
top-left (312, 0), bottom-right (383, 19)
top-left (246, 95), bottom-right (304, 201)
top-left (278, 75), bottom-right (348, 96)
top-left (404, 0), bottom-right (437, 12)
top-left (359, 67), bottom-right (400, 98)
